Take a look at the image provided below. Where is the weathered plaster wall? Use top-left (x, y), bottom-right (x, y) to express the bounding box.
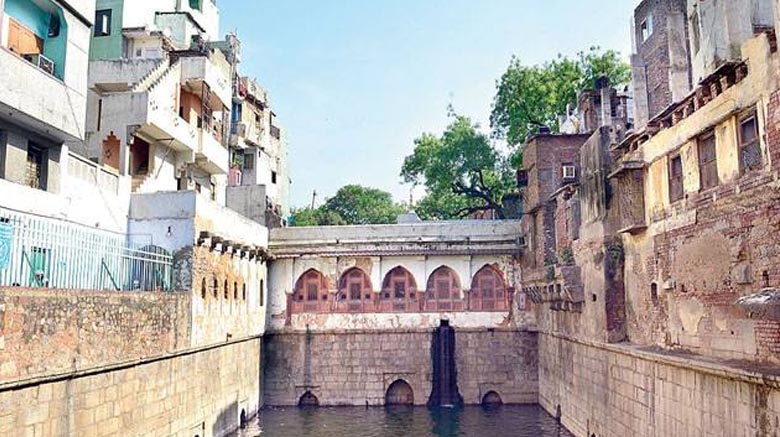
top-left (0, 338), bottom-right (261, 437)
top-left (538, 333), bottom-right (780, 437)
top-left (263, 328), bottom-right (537, 407)
top-left (618, 37), bottom-right (780, 362)
top-left (0, 287), bottom-right (190, 383)
top-left (189, 246), bottom-right (267, 346)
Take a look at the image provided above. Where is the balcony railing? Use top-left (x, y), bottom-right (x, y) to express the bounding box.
top-left (0, 207), bottom-right (173, 291)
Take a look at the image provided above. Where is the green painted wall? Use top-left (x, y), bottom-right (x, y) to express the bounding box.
top-left (4, 0), bottom-right (68, 79)
top-left (89, 0), bottom-right (124, 60)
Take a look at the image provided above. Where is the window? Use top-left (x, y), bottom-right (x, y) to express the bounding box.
top-left (640, 15), bottom-right (653, 42)
top-left (425, 267), bottom-right (462, 311)
top-left (189, 0), bottom-right (203, 11)
top-left (25, 144), bottom-right (44, 190)
top-left (293, 270), bottom-right (327, 312)
top-left (668, 154), bottom-right (684, 203)
top-left (739, 113), bottom-right (763, 173)
top-left (94, 10), bottom-right (112, 37)
top-left (562, 165), bottom-right (576, 180)
top-left (338, 268), bottom-right (373, 312)
top-left (698, 132), bottom-right (718, 190)
top-left (691, 10), bottom-right (701, 54)
top-left (469, 266), bottom-right (509, 311)
top-left (201, 278), bottom-right (207, 299)
top-left (380, 267), bottom-right (417, 312)
top-left (271, 171), bottom-right (277, 184)
top-left (244, 152), bottom-right (254, 170)
top-left (259, 279), bottom-right (264, 306)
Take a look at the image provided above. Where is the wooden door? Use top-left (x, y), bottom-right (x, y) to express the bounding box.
top-left (7, 18), bottom-right (43, 55)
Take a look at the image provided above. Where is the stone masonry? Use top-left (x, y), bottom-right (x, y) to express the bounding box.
top-left (0, 338), bottom-right (262, 437)
top-left (263, 328), bottom-right (537, 407)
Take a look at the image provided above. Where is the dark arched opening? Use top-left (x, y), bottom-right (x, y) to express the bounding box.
top-left (385, 380), bottom-right (414, 405)
top-left (239, 409), bottom-right (247, 428)
top-left (299, 391), bottom-right (319, 407)
top-left (481, 391), bottom-right (503, 406)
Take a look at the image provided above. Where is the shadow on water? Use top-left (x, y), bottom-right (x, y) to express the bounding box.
top-left (231, 404), bottom-right (574, 437)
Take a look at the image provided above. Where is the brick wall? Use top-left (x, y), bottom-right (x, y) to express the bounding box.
top-left (538, 333), bottom-right (780, 437)
top-left (0, 338), bottom-right (262, 437)
top-left (0, 287), bottom-right (190, 382)
top-left (632, 0), bottom-right (691, 124)
top-left (263, 328), bottom-right (537, 406)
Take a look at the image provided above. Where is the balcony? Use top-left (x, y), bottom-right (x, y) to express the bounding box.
top-left (98, 62), bottom-right (198, 158)
top-left (608, 161), bottom-right (647, 234)
top-left (197, 129), bottom-right (229, 174)
top-left (179, 55), bottom-right (232, 108)
top-left (0, 48), bottom-right (85, 141)
top-left (230, 121), bottom-right (264, 148)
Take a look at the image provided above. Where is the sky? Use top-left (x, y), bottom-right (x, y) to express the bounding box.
top-left (219, 0), bottom-right (636, 208)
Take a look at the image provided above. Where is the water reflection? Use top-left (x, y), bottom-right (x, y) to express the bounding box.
top-left (232, 405), bottom-right (573, 437)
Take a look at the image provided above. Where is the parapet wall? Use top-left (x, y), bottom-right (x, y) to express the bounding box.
top-left (538, 333), bottom-right (780, 437)
top-left (263, 328), bottom-right (537, 407)
top-left (0, 287), bottom-right (190, 382)
top-left (0, 337), bottom-right (262, 437)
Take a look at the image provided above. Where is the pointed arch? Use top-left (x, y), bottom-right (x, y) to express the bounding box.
top-left (380, 266), bottom-right (420, 312)
top-left (469, 265), bottom-right (509, 311)
top-left (425, 266), bottom-right (464, 311)
top-left (336, 267), bottom-right (374, 312)
top-left (292, 269), bottom-right (329, 313)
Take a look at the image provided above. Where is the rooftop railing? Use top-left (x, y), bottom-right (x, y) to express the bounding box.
top-left (0, 207), bottom-right (173, 291)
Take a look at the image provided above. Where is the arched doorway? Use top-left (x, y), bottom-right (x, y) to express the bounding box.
top-left (385, 380), bottom-right (414, 405)
top-left (481, 391), bottom-right (503, 406)
top-left (298, 391), bottom-right (319, 407)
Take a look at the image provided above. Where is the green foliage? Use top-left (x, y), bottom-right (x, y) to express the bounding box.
top-left (401, 111), bottom-right (515, 220)
top-left (490, 47), bottom-right (631, 149)
top-left (290, 185), bottom-right (403, 226)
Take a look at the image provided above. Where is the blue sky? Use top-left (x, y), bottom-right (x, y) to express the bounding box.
top-left (219, 0), bottom-right (636, 207)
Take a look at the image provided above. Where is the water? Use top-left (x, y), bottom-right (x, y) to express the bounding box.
top-left (232, 405), bottom-right (574, 437)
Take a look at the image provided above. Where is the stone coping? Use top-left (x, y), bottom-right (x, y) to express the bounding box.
top-left (264, 327), bottom-right (532, 336)
top-left (545, 332), bottom-right (780, 389)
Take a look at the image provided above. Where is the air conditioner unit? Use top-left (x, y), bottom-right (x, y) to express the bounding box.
top-left (562, 165), bottom-right (576, 180)
top-left (30, 54), bottom-right (55, 76)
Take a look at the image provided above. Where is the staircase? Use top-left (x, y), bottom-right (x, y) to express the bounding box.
top-left (132, 59), bottom-right (171, 93)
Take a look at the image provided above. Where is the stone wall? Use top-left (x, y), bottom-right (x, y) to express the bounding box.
top-left (538, 333), bottom-right (780, 437)
top-left (263, 328), bottom-right (537, 407)
top-left (0, 287), bottom-right (190, 382)
top-left (0, 338), bottom-right (262, 437)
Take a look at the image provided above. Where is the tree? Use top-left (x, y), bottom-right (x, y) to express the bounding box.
top-left (323, 185), bottom-right (404, 225)
top-left (401, 112), bottom-right (514, 220)
top-left (490, 47), bottom-right (631, 151)
top-left (290, 185), bottom-right (403, 226)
